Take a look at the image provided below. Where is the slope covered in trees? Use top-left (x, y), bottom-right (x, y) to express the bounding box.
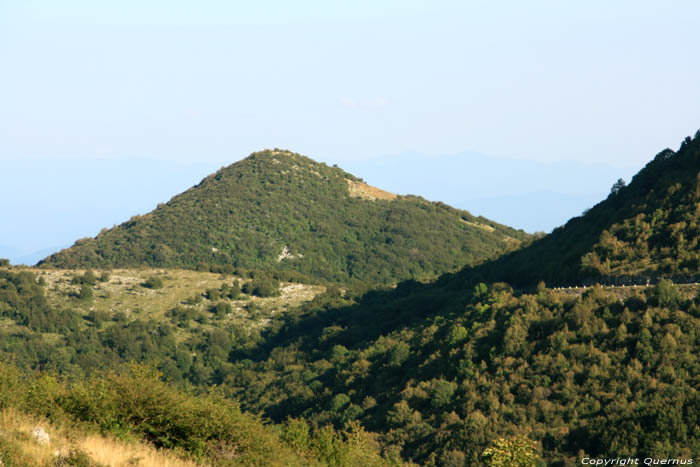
top-left (39, 150), bottom-right (528, 284)
top-left (221, 278), bottom-right (700, 465)
top-left (472, 131), bottom-right (700, 286)
top-left (2, 266), bottom-right (698, 465)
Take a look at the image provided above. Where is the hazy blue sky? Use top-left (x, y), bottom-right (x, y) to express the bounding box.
top-left (2, 1), bottom-right (698, 165)
top-left (1, 1), bottom-right (699, 261)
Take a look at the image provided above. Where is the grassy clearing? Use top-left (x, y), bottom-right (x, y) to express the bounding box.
top-left (13, 267), bottom-right (324, 340)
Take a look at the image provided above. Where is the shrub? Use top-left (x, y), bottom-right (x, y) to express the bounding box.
top-left (242, 278), bottom-right (279, 298)
top-left (205, 288), bottom-right (221, 300)
top-left (82, 270), bottom-right (97, 286)
top-left (58, 365), bottom-right (303, 461)
top-left (78, 284), bottom-right (93, 301)
top-left (142, 276), bottom-right (164, 289)
top-left (211, 302), bottom-right (232, 318)
top-left (223, 282), bottom-right (241, 299)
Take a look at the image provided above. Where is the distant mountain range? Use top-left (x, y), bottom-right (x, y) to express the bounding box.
top-left (0, 157), bottom-right (221, 265)
top-left (40, 150), bottom-right (529, 283)
top-left (0, 245), bottom-right (69, 266)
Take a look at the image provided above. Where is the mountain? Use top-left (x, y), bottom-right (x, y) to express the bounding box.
top-left (470, 131), bottom-right (700, 286)
top-left (13, 135), bottom-right (700, 465)
top-left (3, 267), bottom-right (698, 464)
top-left (10, 244), bottom-right (69, 266)
top-left (39, 149), bottom-right (528, 284)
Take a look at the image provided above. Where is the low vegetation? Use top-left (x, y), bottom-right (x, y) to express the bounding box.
top-left (0, 267), bottom-right (323, 383)
top-left (0, 363), bottom-right (397, 466)
top-left (0, 406), bottom-right (198, 466)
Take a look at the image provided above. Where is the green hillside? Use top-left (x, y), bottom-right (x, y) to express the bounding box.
top-left (225, 277), bottom-right (700, 465)
top-left (3, 265), bottom-right (698, 465)
top-left (473, 131), bottom-right (700, 287)
top-left (0, 268), bottom-right (404, 466)
top-left (39, 150), bottom-right (528, 284)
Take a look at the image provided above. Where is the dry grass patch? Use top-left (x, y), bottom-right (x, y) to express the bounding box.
top-left (78, 434), bottom-right (199, 467)
top-left (460, 219), bottom-right (495, 232)
top-left (0, 408), bottom-right (198, 467)
top-left (346, 179), bottom-right (397, 201)
top-left (36, 269), bottom-right (230, 321)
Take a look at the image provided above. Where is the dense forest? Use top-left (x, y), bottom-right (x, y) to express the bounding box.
top-left (1, 266), bottom-right (698, 465)
top-left (226, 277), bottom-right (700, 465)
top-left (39, 150), bottom-right (528, 284)
top-left (471, 131), bottom-right (700, 287)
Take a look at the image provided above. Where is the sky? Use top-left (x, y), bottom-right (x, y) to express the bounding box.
top-left (1, 1), bottom-right (699, 261)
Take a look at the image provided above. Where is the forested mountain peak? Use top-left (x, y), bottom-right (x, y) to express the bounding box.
top-left (39, 149), bottom-right (529, 283)
top-left (471, 130), bottom-right (700, 286)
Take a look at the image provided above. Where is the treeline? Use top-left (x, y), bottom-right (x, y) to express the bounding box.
top-left (196, 263), bottom-right (330, 286)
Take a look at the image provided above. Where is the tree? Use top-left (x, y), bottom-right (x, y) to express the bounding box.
top-left (652, 279), bottom-right (681, 308)
top-left (211, 302), bottom-right (231, 318)
top-left (227, 281), bottom-right (241, 299)
top-left (610, 178), bottom-right (626, 196)
top-left (482, 435), bottom-right (539, 467)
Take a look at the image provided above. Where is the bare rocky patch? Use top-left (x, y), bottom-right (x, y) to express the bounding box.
top-left (346, 179), bottom-right (397, 201)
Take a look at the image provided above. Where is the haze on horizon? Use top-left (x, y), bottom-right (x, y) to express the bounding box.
top-left (1, 1), bottom-right (699, 262)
